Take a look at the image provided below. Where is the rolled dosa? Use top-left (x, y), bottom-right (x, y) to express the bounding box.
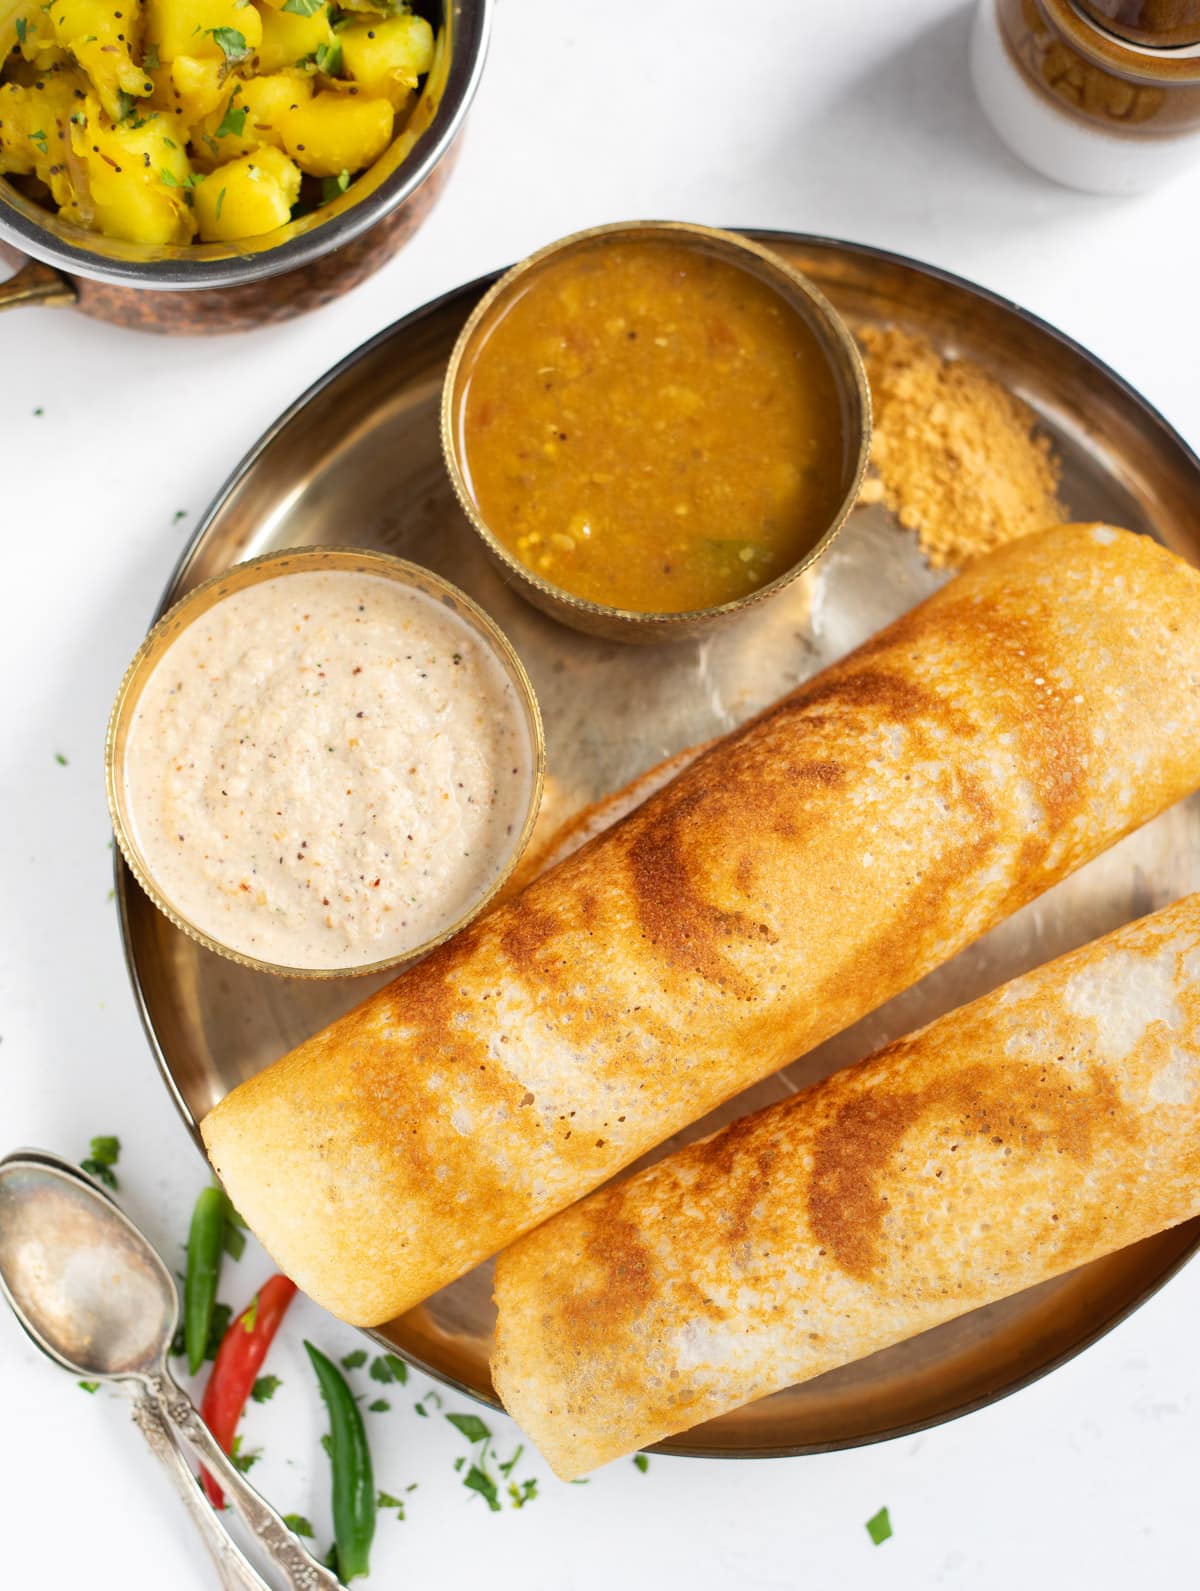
top-left (202, 524), bottom-right (1200, 1325)
top-left (492, 895), bottom-right (1200, 1477)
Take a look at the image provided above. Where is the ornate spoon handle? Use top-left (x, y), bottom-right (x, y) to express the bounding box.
top-left (147, 1369), bottom-right (342, 1591)
top-left (131, 1393), bottom-right (272, 1591)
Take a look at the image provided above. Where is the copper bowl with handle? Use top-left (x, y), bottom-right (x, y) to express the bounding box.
top-left (0, 0), bottom-right (490, 334)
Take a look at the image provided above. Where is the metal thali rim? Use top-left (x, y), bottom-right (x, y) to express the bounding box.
top-left (114, 228), bottom-right (1200, 1454)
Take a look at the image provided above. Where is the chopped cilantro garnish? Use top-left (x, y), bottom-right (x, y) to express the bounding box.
top-left (320, 1432), bottom-right (333, 1459)
top-left (368, 1398), bottom-right (390, 1413)
top-left (445, 1412), bottom-right (490, 1444)
top-left (143, 42), bottom-right (159, 69)
top-left (369, 1352), bottom-right (408, 1386)
top-left (283, 0), bottom-right (325, 13)
top-left (113, 89), bottom-right (136, 121)
top-left (15, 16), bottom-right (27, 44)
top-left (215, 97), bottom-right (247, 138)
top-left (251, 1375), bottom-right (281, 1403)
top-left (54, 750), bottom-right (67, 765)
top-left (172, 508), bottom-right (188, 523)
top-left (207, 25), bottom-right (248, 62)
top-left (80, 1134), bottom-right (119, 1188)
top-left (313, 38), bottom-right (341, 73)
top-left (340, 1349), bottom-right (367, 1370)
top-left (32, 405), bottom-right (44, 415)
top-left (463, 1465), bottom-right (500, 1512)
top-left (78, 1380), bottom-right (100, 1393)
top-left (633, 1453), bottom-right (649, 1473)
top-left (509, 1477), bottom-right (537, 1508)
top-left (214, 186), bottom-right (226, 220)
top-left (497, 1445), bottom-right (523, 1478)
top-left (320, 167), bottom-right (350, 204)
top-left (29, 128), bottom-right (47, 154)
top-left (376, 1490), bottom-right (405, 1520)
top-left (283, 1514), bottom-right (313, 1538)
top-left (229, 1435), bottom-right (260, 1474)
top-left (865, 1506), bottom-right (892, 1546)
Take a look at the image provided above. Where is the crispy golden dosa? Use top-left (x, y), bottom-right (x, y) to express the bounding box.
top-left (202, 525), bottom-right (1200, 1326)
top-left (492, 896), bottom-right (1200, 1477)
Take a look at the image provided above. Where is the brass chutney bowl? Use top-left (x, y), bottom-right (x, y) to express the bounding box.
top-left (441, 220), bottom-right (872, 644)
top-left (0, 0), bottom-right (490, 334)
top-left (105, 545), bottom-right (545, 980)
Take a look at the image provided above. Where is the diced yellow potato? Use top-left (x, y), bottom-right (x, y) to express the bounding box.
top-left (193, 69), bottom-right (310, 161)
top-left (254, 1), bottom-right (332, 73)
top-left (279, 88), bottom-right (390, 176)
top-left (11, 6), bottom-right (64, 66)
top-left (0, 66), bottom-right (89, 206)
top-left (144, 0), bottom-right (262, 66)
top-left (192, 143), bottom-right (298, 239)
top-left (339, 13), bottom-right (431, 108)
top-left (49, 0), bottom-right (153, 121)
top-left (163, 54), bottom-right (226, 123)
top-left (69, 92), bottom-right (195, 242)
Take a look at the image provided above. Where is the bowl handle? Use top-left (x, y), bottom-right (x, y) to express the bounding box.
top-left (0, 256), bottom-right (77, 313)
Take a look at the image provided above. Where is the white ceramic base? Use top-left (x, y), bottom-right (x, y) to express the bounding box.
top-left (970, 0), bottom-right (1200, 194)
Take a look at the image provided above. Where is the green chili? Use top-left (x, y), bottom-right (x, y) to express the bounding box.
top-left (305, 1340), bottom-right (375, 1582)
top-left (184, 1186), bottom-right (227, 1375)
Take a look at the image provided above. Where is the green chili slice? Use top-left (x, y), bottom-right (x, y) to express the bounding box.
top-left (305, 1340), bottom-right (375, 1582)
top-left (184, 1185), bottom-right (226, 1375)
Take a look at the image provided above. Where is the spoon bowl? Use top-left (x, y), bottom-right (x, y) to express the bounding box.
top-left (0, 1154), bottom-right (176, 1379)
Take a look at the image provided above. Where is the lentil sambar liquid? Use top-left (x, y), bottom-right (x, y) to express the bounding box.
top-left (457, 239), bottom-right (847, 614)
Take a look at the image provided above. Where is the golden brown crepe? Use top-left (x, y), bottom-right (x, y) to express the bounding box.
top-left (492, 895), bottom-right (1200, 1477)
top-left (202, 524), bottom-right (1200, 1326)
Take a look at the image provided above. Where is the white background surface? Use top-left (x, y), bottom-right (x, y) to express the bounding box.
top-left (2, 0), bottom-right (1199, 1586)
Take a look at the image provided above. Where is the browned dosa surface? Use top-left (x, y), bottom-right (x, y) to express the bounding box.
top-left (492, 896), bottom-right (1200, 1477)
top-left (202, 525), bottom-right (1200, 1325)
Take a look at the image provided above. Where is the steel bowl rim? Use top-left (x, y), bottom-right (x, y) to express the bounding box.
top-left (115, 227), bottom-right (1200, 1455)
top-left (438, 218), bottom-right (873, 639)
top-left (0, 0), bottom-right (492, 291)
top-left (107, 544), bottom-right (545, 980)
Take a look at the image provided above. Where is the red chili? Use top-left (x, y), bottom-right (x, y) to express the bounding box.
top-left (199, 1273), bottom-right (297, 1508)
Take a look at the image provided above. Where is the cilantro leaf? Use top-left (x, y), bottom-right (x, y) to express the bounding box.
top-left (368, 1398), bottom-right (390, 1413)
top-left (509, 1477), bottom-right (538, 1508)
top-left (283, 1514), bottom-right (313, 1538)
top-left (15, 16), bottom-right (28, 44)
top-left (633, 1453), bottom-right (649, 1473)
top-left (229, 1435), bottom-right (260, 1474)
top-left (251, 1375), bottom-right (282, 1403)
top-left (80, 1158), bottom-right (117, 1189)
top-left (54, 750), bottom-right (67, 764)
top-left (866, 1506), bottom-right (892, 1546)
top-left (78, 1380), bottom-right (100, 1393)
top-left (463, 1465), bottom-right (501, 1512)
top-left (340, 1349), bottom-right (367, 1370)
top-left (221, 1215), bottom-right (246, 1261)
top-left (207, 26), bottom-right (248, 62)
top-left (143, 42), bottom-right (159, 69)
top-left (369, 1352), bottom-right (408, 1385)
top-left (446, 1412), bottom-right (491, 1444)
top-left (88, 1135), bottom-right (120, 1166)
top-left (320, 166), bottom-right (350, 204)
top-left (113, 89), bottom-right (136, 121)
top-left (312, 38), bottom-right (341, 73)
top-left (215, 97), bottom-right (247, 138)
top-left (283, 0), bottom-right (325, 13)
top-left (29, 127), bottom-right (47, 154)
top-left (214, 186), bottom-right (226, 221)
top-left (376, 1490), bottom-right (405, 1519)
top-left (497, 1445), bottom-right (523, 1477)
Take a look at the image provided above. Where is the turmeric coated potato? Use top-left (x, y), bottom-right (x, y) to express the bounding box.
top-left (194, 70), bottom-right (312, 163)
top-left (0, 0), bottom-right (435, 248)
top-left (279, 89), bottom-right (392, 177)
top-left (69, 92), bottom-right (197, 242)
top-left (144, 0), bottom-right (262, 65)
top-left (339, 13), bottom-right (433, 109)
top-left (254, 1), bottom-right (333, 75)
top-left (192, 143), bottom-right (299, 239)
top-left (49, 0), bottom-right (153, 121)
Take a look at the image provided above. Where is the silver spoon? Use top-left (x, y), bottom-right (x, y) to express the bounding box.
top-left (0, 1150), bottom-right (340, 1591)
